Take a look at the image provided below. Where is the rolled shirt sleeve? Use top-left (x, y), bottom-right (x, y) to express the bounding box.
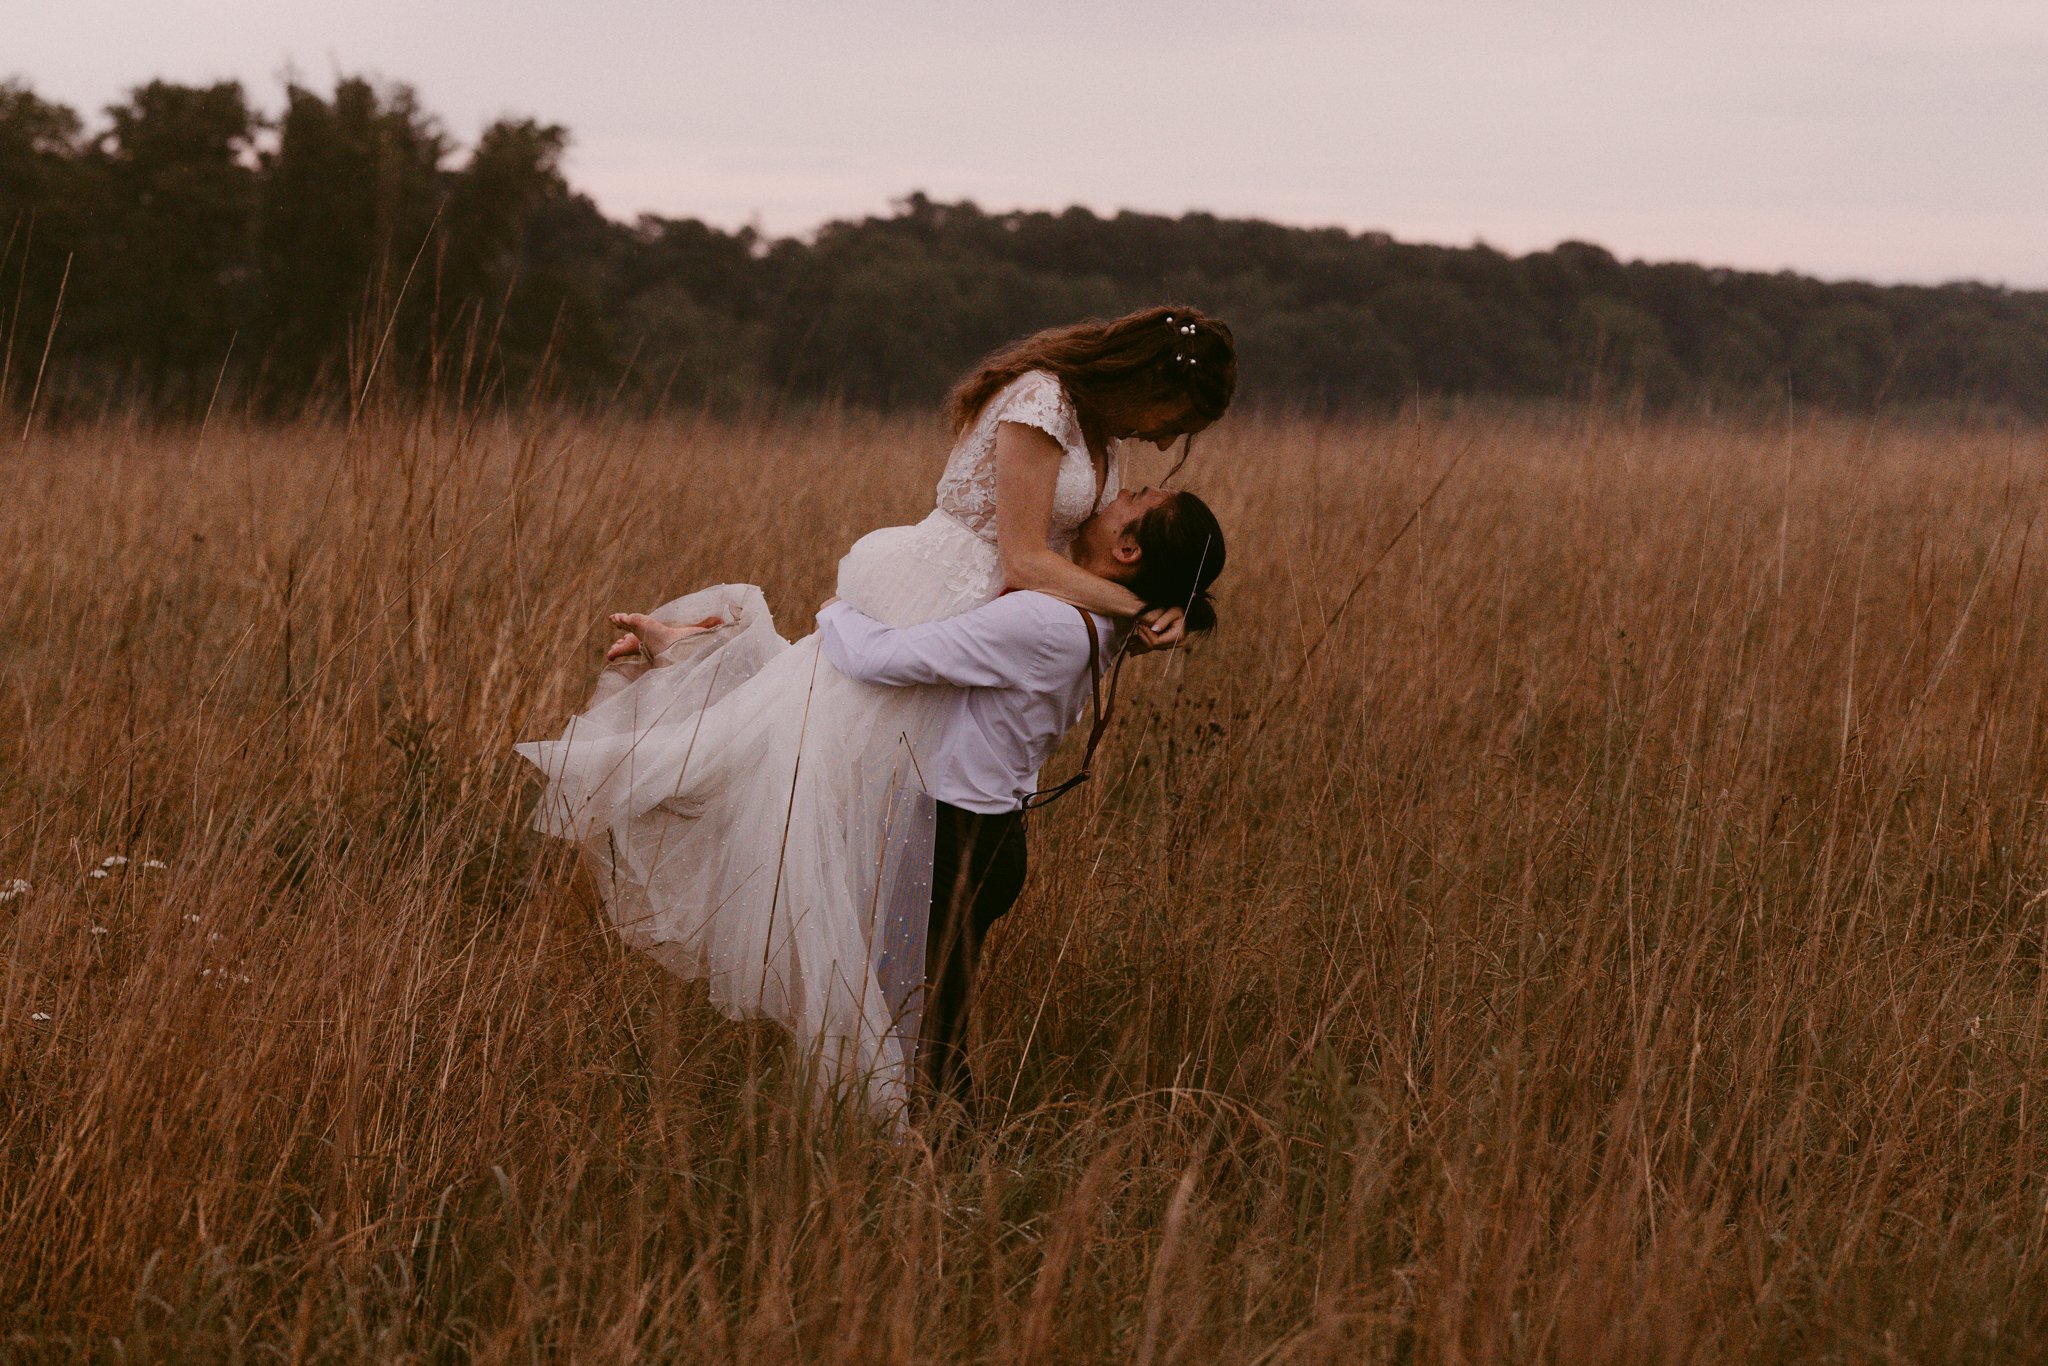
top-left (818, 597), bottom-right (1058, 689)
top-left (818, 595), bottom-right (1112, 812)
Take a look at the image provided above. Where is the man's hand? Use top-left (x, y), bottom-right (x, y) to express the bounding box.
top-left (1129, 605), bottom-right (1187, 653)
top-left (605, 612), bottom-right (724, 664)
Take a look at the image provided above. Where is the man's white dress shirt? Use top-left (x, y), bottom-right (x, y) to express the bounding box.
top-left (817, 593), bottom-right (1119, 814)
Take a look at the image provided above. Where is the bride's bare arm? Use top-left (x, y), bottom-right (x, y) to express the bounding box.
top-left (993, 423), bottom-right (1146, 617)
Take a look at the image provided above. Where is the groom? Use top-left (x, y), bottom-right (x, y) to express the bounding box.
top-left (814, 484), bottom-right (1226, 1113)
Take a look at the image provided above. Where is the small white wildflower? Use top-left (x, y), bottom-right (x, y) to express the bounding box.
top-left (208, 932), bottom-right (223, 943)
top-left (235, 973), bottom-right (253, 985)
top-left (182, 913), bottom-right (201, 924)
top-left (30, 1012), bottom-right (51, 1022)
top-left (142, 859), bottom-right (168, 870)
top-left (0, 878), bottom-right (30, 902)
top-left (88, 869), bottom-right (109, 880)
top-left (200, 968), bottom-right (215, 978)
top-left (100, 855), bottom-right (129, 869)
top-left (90, 926), bottom-right (109, 936)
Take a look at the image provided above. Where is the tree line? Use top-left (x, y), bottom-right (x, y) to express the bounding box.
top-left (4, 73), bottom-right (2045, 424)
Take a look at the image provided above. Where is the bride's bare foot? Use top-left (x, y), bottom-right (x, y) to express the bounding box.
top-left (606, 612), bottom-right (727, 662)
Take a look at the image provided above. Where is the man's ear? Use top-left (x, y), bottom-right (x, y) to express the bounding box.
top-left (1112, 534), bottom-right (1142, 566)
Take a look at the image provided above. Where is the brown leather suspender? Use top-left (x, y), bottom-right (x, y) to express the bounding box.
top-left (1020, 605), bottom-right (1125, 811)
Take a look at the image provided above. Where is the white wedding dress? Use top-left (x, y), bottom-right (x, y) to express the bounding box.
top-left (515, 371), bottom-right (1117, 1116)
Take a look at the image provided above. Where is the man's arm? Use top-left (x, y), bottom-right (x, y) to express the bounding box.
top-left (819, 596), bottom-right (1055, 689)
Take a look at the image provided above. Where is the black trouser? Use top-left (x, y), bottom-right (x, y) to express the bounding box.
top-left (922, 801), bottom-right (1028, 1108)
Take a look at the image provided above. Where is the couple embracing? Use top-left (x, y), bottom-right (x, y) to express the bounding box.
top-left (515, 305), bottom-right (1236, 1122)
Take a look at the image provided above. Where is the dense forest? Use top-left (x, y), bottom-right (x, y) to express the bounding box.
top-left (4, 73), bottom-right (2045, 422)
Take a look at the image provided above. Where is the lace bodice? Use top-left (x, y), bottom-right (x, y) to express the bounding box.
top-left (934, 370), bottom-right (1119, 550)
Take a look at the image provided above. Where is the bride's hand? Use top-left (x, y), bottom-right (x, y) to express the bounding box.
top-left (1130, 606), bottom-right (1186, 653)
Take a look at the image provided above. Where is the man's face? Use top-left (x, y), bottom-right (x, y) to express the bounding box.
top-left (1076, 485), bottom-right (1175, 566)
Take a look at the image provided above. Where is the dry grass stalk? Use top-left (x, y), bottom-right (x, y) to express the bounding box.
top-left (2, 405), bottom-right (2045, 1361)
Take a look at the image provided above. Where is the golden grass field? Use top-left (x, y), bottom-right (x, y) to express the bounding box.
top-left (3, 405), bottom-right (2046, 1362)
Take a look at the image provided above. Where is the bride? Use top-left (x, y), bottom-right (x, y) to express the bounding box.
top-left (515, 305), bottom-right (1237, 1115)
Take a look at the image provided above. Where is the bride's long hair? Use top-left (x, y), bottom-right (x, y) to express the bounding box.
top-left (947, 306), bottom-right (1237, 474)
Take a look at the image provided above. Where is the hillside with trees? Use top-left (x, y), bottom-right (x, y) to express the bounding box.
top-left (4, 74), bottom-right (2045, 422)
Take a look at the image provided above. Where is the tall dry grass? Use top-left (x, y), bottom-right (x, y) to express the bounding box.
top-left (2, 405), bottom-right (2046, 1362)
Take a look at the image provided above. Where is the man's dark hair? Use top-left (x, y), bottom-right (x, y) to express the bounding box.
top-left (1126, 491), bottom-right (1226, 633)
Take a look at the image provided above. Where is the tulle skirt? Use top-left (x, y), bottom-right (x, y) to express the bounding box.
top-left (514, 510), bottom-right (1004, 1117)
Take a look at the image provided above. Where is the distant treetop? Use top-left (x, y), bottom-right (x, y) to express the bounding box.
top-left (3, 75), bottom-right (2043, 422)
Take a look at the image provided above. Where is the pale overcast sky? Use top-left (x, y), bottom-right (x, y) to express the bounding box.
top-left (14, 0), bottom-right (2046, 286)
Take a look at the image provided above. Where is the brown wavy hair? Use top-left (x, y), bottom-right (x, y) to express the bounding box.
top-left (946, 305), bottom-right (1237, 473)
